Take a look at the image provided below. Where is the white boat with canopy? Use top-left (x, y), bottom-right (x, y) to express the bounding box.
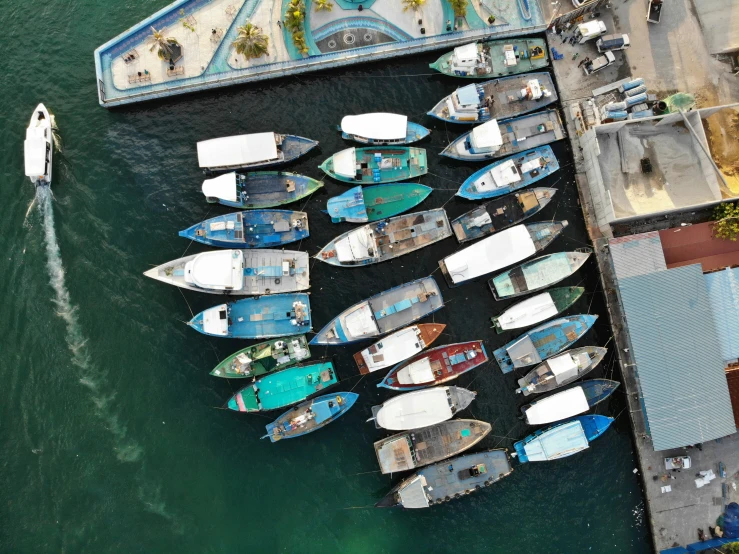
top-left (494, 291), bottom-right (560, 331)
top-left (24, 103), bottom-right (53, 186)
top-left (197, 132), bottom-right (318, 172)
top-left (523, 386), bottom-right (590, 425)
top-left (353, 324), bottom-right (444, 374)
top-left (341, 113), bottom-right (407, 143)
top-left (369, 386), bottom-right (476, 430)
top-left (517, 420), bottom-right (589, 461)
top-left (202, 172), bottom-right (240, 203)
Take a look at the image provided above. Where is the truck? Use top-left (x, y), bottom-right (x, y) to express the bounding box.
top-left (596, 34), bottom-right (631, 52)
top-left (583, 51), bottom-right (616, 75)
top-left (647, 0), bottom-right (663, 23)
top-left (575, 20), bottom-right (607, 44)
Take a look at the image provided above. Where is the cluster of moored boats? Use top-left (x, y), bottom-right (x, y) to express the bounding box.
top-left (139, 37), bottom-right (619, 510)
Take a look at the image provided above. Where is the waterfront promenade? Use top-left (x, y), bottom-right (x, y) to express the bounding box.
top-left (95, 0), bottom-right (546, 106)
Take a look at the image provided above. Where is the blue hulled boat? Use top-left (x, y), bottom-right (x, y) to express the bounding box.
top-left (513, 415), bottom-right (614, 463)
top-left (493, 314), bottom-right (598, 374)
top-left (263, 392), bottom-right (359, 441)
top-left (456, 146), bottom-right (559, 200)
top-left (179, 210), bottom-right (309, 248)
top-left (188, 293), bottom-right (311, 339)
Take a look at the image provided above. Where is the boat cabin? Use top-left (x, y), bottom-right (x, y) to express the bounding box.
top-left (467, 120), bottom-right (503, 155)
top-left (341, 113), bottom-right (408, 144)
top-left (449, 42), bottom-right (490, 76)
top-left (197, 132), bottom-right (283, 170)
top-left (525, 387), bottom-right (590, 425)
top-left (445, 84), bottom-right (485, 121)
top-left (184, 250), bottom-right (244, 291)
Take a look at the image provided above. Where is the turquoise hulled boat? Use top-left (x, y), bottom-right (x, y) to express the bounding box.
top-left (325, 184), bottom-right (432, 223)
top-left (319, 147), bottom-right (427, 184)
top-left (429, 39), bottom-right (549, 79)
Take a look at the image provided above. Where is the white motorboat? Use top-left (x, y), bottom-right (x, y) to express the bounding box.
top-left (24, 103), bottom-right (53, 186)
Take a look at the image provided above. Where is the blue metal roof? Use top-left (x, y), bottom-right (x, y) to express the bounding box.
top-left (619, 264), bottom-right (736, 451)
top-left (704, 267), bottom-right (739, 363)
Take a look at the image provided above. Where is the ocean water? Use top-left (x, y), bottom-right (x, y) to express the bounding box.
top-left (0, 1), bottom-right (651, 552)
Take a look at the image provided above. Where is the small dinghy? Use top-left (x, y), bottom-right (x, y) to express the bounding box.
top-left (490, 250), bottom-right (592, 300)
top-left (209, 335), bottom-right (311, 378)
top-left (493, 314), bottom-right (598, 374)
top-left (316, 209), bottom-right (452, 267)
top-left (452, 188), bottom-right (556, 243)
top-left (189, 293), bottom-right (311, 339)
top-left (227, 361), bottom-right (337, 413)
top-left (197, 132), bottom-right (318, 172)
top-left (339, 113), bottom-right (430, 145)
top-left (521, 379), bottom-right (620, 425)
top-left (376, 450), bottom-right (513, 509)
top-left (310, 277), bottom-right (443, 345)
top-left (456, 146), bottom-right (559, 201)
top-left (513, 415), bottom-right (614, 463)
top-left (369, 386), bottom-right (476, 431)
top-left (430, 38), bottom-right (549, 78)
top-left (374, 419), bottom-right (491, 474)
top-left (263, 392), bottom-right (358, 442)
top-left (24, 103), bottom-right (54, 186)
top-left (179, 210), bottom-right (308, 248)
top-left (354, 324), bottom-right (446, 375)
top-left (491, 286), bottom-right (584, 333)
top-left (325, 183), bottom-right (432, 223)
top-left (378, 341), bottom-right (488, 391)
top-left (516, 346), bottom-right (607, 396)
top-left (201, 171), bottom-right (323, 209)
top-left (441, 110), bottom-right (566, 161)
top-left (319, 147), bottom-right (427, 184)
top-left (428, 73), bottom-right (555, 124)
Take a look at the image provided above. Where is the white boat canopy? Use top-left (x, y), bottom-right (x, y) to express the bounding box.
top-left (24, 138), bottom-right (46, 177)
top-left (341, 113), bottom-right (407, 141)
top-left (334, 228), bottom-right (374, 263)
top-left (455, 84), bottom-right (480, 107)
top-left (202, 304), bottom-right (229, 336)
top-left (523, 420), bottom-right (588, 462)
top-left (184, 250), bottom-right (244, 290)
top-left (396, 357), bottom-right (435, 385)
top-left (360, 326), bottom-right (423, 372)
top-left (197, 133), bottom-right (278, 169)
top-left (343, 303), bottom-right (379, 339)
top-left (476, 159), bottom-right (521, 192)
top-left (548, 353), bottom-right (580, 384)
top-left (469, 120), bottom-right (503, 151)
top-left (376, 387), bottom-right (453, 430)
top-left (452, 43), bottom-right (479, 66)
top-left (398, 475), bottom-right (430, 508)
top-left (332, 147), bottom-right (357, 178)
top-left (497, 292), bottom-right (557, 330)
top-left (376, 435), bottom-right (416, 473)
top-left (525, 387), bottom-right (589, 425)
top-left (202, 172), bottom-right (238, 202)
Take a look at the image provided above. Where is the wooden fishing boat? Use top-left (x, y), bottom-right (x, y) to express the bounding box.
top-left (144, 249), bottom-right (309, 295)
top-left (493, 314), bottom-right (598, 374)
top-left (378, 341), bottom-right (488, 391)
top-left (263, 392), bottom-right (358, 442)
top-left (310, 277), bottom-right (443, 345)
top-left (179, 210), bottom-right (309, 248)
top-left (516, 346), bottom-right (607, 396)
top-left (441, 110), bottom-right (566, 161)
top-left (316, 209), bottom-right (452, 267)
top-left (354, 323), bottom-right (446, 375)
top-left (428, 73), bottom-right (556, 124)
top-left (374, 419), bottom-right (491, 474)
top-left (452, 187), bottom-right (556, 243)
top-left (197, 132), bottom-right (318, 172)
top-left (456, 146), bottom-right (559, 201)
top-left (188, 293), bottom-right (311, 339)
top-left (201, 171), bottom-right (323, 209)
top-left (319, 147), bottom-right (427, 184)
top-left (439, 221), bottom-right (568, 287)
top-left (513, 415), bottom-right (614, 463)
top-left (339, 113), bottom-right (430, 145)
top-left (490, 251), bottom-right (591, 300)
top-left (521, 379), bottom-right (620, 425)
top-left (209, 335), bottom-right (311, 378)
top-left (376, 450), bottom-right (512, 509)
top-left (491, 286), bottom-right (584, 333)
top-left (325, 183), bottom-right (432, 223)
top-left (429, 38), bottom-right (549, 79)
top-left (369, 386), bottom-right (476, 431)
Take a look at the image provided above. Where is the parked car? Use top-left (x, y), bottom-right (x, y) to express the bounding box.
top-left (583, 51), bottom-right (616, 75)
top-left (596, 34), bottom-right (631, 52)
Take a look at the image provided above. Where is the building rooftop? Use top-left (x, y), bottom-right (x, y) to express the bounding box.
top-left (659, 222), bottom-right (739, 272)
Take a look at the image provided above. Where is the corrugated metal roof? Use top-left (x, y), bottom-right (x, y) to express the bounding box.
top-left (705, 268), bottom-right (739, 363)
top-left (619, 264), bottom-right (736, 451)
top-left (610, 232), bottom-right (667, 279)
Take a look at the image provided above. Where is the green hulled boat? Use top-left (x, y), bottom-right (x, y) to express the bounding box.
top-left (325, 183), bottom-right (432, 223)
top-left (227, 361), bottom-right (337, 412)
top-left (210, 335), bottom-right (311, 379)
top-left (430, 38), bottom-right (549, 79)
top-left (319, 147), bottom-right (427, 184)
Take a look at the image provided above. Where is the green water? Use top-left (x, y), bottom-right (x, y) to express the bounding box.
top-left (0, 1), bottom-right (650, 552)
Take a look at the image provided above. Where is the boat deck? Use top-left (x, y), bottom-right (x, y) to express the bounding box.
top-left (481, 73), bottom-right (556, 121)
top-left (355, 148), bottom-right (427, 183)
top-left (186, 210), bottom-right (308, 248)
top-left (368, 277), bottom-right (443, 334)
top-left (237, 361), bottom-right (337, 411)
top-left (496, 110), bottom-right (566, 158)
top-left (241, 250), bottom-right (310, 293)
top-left (491, 251), bottom-right (589, 299)
top-left (227, 294), bottom-right (312, 338)
top-left (211, 335), bottom-right (311, 378)
top-left (421, 450), bottom-right (512, 503)
top-left (363, 184), bottom-right (431, 221)
top-left (229, 173), bottom-right (323, 209)
top-left (374, 210), bottom-right (451, 262)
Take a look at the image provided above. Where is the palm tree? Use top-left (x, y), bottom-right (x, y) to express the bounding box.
top-left (402, 0), bottom-right (426, 11)
top-left (314, 0), bottom-right (334, 11)
top-left (233, 22), bottom-right (270, 60)
top-left (148, 26), bottom-right (180, 60)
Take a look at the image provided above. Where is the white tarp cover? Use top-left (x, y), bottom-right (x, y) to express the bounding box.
top-left (455, 84), bottom-right (480, 107)
top-left (548, 353), bottom-right (579, 384)
top-left (497, 292), bottom-right (556, 330)
top-left (197, 133), bottom-right (278, 168)
top-left (343, 303), bottom-right (379, 339)
top-left (335, 228), bottom-right (373, 262)
top-left (341, 114), bottom-right (407, 141)
top-left (332, 148), bottom-right (357, 178)
top-left (202, 172), bottom-right (238, 202)
top-left (397, 357), bottom-right (435, 385)
top-left (452, 43), bottom-right (479, 65)
top-left (578, 20), bottom-right (605, 39)
top-left (362, 327), bottom-right (422, 372)
top-left (490, 159), bottom-right (522, 187)
top-left (398, 475), bottom-right (429, 508)
top-left (520, 157), bottom-right (544, 174)
top-left (376, 387), bottom-right (453, 430)
top-left (506, 335), bottom-right (542, 368)
top-left (444, 224), bottom-right (537, 284)
top-left (24, 138), bottom-right (46, 176)
top-left (185, 250), bottom-right (244, 290)
top-left (525, 387), bottom-right (589, 425)
top-left (202, 304), bottom-right (229, 336)
top-left (376, 436), bottom-right (415, 472)
top-left (470, 120), bottom-right (503, 150)
top-left (523, 420), bottom-right (588, 461)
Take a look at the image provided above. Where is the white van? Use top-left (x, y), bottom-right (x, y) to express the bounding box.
top-left (575, 20), bottom-right (607, 44)
top-left (596, 34), bottom-right (631, 52)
